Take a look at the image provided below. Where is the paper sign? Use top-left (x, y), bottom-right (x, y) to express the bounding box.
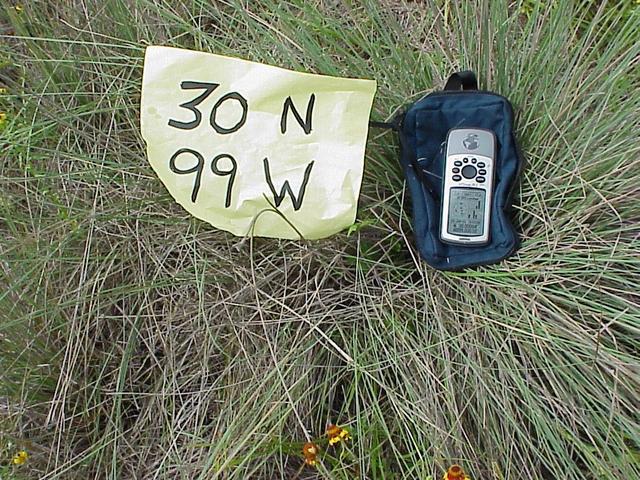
top-left (140, 46), bottom-right (377, 240)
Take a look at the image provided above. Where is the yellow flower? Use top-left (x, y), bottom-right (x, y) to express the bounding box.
top-left (15, 5), bottom-right (23, 13)
top-left (12, 450), bottom-right (28, 465)
top-left (326, 424), bottom-right (351, 445)
top-left (0, 112), bottom-right (6, 126)
top-left (302, 442), bottom-right (319, 467)
top-left (0, 87), bottom-right (7, 94)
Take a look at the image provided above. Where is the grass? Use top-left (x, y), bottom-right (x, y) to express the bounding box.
top-left (1, 0), bottom-right (639, 478)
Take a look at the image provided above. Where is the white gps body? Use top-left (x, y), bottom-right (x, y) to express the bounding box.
top-left (440, 128), bottom-right (496, 246)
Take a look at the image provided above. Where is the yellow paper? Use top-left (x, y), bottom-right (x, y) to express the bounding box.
top-left (140, 46), bottom-right (376, 240)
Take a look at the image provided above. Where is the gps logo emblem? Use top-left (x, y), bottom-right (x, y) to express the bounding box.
top-left (463, 133), bottom-right (479, 150)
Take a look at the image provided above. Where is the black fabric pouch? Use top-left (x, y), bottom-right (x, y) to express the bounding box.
top-left (394, 71), bottom-right (522, 270)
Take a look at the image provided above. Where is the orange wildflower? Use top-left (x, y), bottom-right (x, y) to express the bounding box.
top-left (326, 424), bottom-right (351, 445)
top-left (302, 442), bottom-right (319, 466)
top-left (444, 464), bottom-right (470, 480)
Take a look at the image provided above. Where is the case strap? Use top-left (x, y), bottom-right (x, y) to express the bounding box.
top-left (369, 108), bottom-right (405, 131)
top-left (444, 70), bottom-right (478, 91)
top-left (368, 120), bottom-right (398, 130)
top-left (369, 115), bottom-right (433, 191)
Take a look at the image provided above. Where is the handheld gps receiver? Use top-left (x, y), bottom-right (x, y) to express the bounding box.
top-left (440, 128), bottom-right (496, 246)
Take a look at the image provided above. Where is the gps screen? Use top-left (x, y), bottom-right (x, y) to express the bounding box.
top-left (448, 188), bottom-right (486, 236)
